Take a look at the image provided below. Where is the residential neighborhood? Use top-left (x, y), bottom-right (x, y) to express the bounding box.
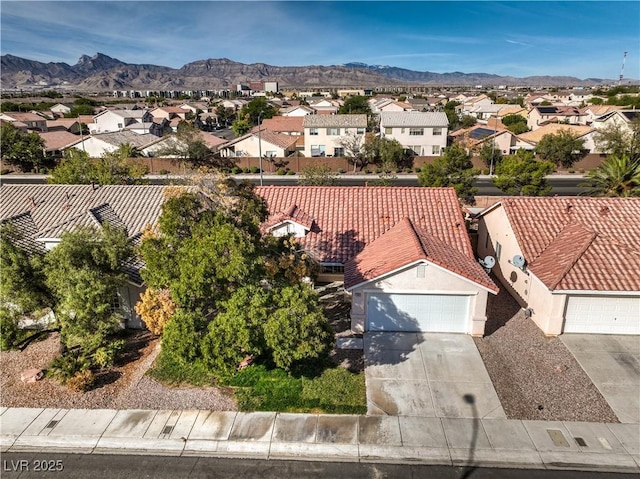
top-left (1, 2), bottom-right (639, 472)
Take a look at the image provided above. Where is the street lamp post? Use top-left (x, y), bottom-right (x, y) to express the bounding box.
top-left (258, 111), bottom-right (264, 186)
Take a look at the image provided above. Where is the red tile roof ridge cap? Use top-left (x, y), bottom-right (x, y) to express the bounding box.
top-left (532, 222), bottom-right (598, 290)
top-left (401, 217), bottom-right (428, 260)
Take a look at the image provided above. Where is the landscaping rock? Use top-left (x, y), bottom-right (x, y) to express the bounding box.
top-left (20, 368), bottom-right (44, 383)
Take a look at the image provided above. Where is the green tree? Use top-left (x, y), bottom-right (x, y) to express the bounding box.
top-left (582, 155), bottom-right (640, 197)
top-left (418, 144), bottom-right (479, 202)
top-left (337, 132), bottom-right (368, 172)
top-left (48, 145), bottom-right (146, 185)
top-left (157, 123), bottom-right (214, 166)
top-left (215, 106), bottom-right (235, 127)
top-left (535, 129), bottom-right (586, 168)
top-left (263, 284), bottom-right (333, 371)
top-left (239, 97), bottom-right (277, 126)
top-left (492, 150), bottom-right (554, 196)
top-left (594, 118), bottom-right (640, 161)
top-left (338, 96), bottom-right (371, 115)
top-left (502, 114), bottom-right (528, 134)
top-left (298, 164), bottom-right (338, 186)
top-left (43, 225), bottom-right (133, 354)
top-left (443, 101), bottom-right (461, 128)
top-left (478, 141), bottom-right (503, 171)
top-left (460, 115), bottom-right (477, 128)
top-left (0, 123), bottom-right (46, 172)
top-left (232, 118), bottom-right (251, 136)
top-left (0, 224), bottom-right (50, 313)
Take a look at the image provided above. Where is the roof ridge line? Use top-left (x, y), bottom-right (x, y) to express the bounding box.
top-left (547, 224), bottom-right (598, 290)
top-left (403, 217), bottom-right (429, 260)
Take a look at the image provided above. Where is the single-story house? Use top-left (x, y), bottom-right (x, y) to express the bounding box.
top-left (256, 186), bottom-right (498, 336)
top-left (68, 131), bottom-right (163, 157)
top-left (0, 184), bottom-right (170, 329)
top-left (218, 129), bottom-right (298, 158)
top-left (516, 124), bottom-right (598, 153)
top-left (477, 197), bottom-right (640, 336)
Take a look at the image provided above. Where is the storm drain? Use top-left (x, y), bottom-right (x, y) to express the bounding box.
top-left (45, 420), bottom-right (59, 429)
top-left (574, 437), bottom-right (587, 447)
top-left (162, 425), bottom-right (174, 435)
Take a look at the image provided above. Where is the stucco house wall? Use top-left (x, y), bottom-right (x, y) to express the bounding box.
top-left (349, 261), bottom-right (489, 336)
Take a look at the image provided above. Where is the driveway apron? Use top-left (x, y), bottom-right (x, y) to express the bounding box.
top-left (364, 332), bottom-right (505, 419)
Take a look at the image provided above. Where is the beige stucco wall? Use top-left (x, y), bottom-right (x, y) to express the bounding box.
top-left (478, 205), bottom-right (566, 336)
top-left (349, 261), bottom-right (490, 336)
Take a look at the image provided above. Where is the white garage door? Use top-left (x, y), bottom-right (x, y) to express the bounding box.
top-left (564, 296), bottom-right (640, 334)
top-left (366, 293), bottom-right (469, 333)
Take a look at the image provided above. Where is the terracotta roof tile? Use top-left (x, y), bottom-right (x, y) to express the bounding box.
top-left (344, 218), bottom-right (497, 292)
top-left (495, 197), bottom-right (640, 291)
top-left (255, 186), bottom-right (472, 265)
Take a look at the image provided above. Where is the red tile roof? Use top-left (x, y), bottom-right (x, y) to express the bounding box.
top-left (256, 186), bottom-right (473, 265)
top-left (264, 204), bottom-right (315, 231)
top-left (344, 217), bottom-right (498, 292)
top-left (494, 197), bottom-right (640, 291)
top-left (253, 116), bottom-right (304, 134)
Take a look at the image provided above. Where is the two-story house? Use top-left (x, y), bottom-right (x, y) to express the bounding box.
top-left (89, 110), bottom-right (153, 134)
top-left (379, 112), bottom-right (448, 156)
top-left (0, 112), bottom-right (48, 132)
top-left (302, 114), bottom-right (367, 157)
top-left (527, 106), bottom-right (587, 131)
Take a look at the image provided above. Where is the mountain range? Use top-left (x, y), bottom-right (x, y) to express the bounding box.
top-left (0, 53), bottom-right (615, 91)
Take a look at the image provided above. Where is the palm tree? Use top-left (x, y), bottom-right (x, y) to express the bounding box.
top-left (582, 155), bottom-right (640, 197)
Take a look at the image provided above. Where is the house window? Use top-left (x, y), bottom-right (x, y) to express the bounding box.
top-left (433, 127), bottom-right (442, 135)
top-left (334, 147), bottom-right (345, 157)
top-left (320, 264), bottom-right (344, 274)
top-left (117, 123), bottom-right (123, 129)
top-left (265, 150), bottom-right (276, 157)
top-left (309, 128), bottom-right (318, 136)
top-left (357, 127), bottom-right (365, 134)
top-left (110, 292), bottom-right (122, 314)
top-left (409, 128), bottom-right (424, 136)
top-left (311, 145), bottom-right (326, 157)
top-left (495, 241), bottom-right (502, 260)
top-left (384, 127), bottom-right (392, 135)
top-left (410, 145), bottom-right (420, 155)
top-left (432, 145), bottom-right (441, 155)
top-left (417, 265), bottom-right (426, 278)
top-left (326, 127), bottom-right (340, 135)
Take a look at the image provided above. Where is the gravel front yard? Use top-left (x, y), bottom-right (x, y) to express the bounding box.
top-left (474, 286), bottom-right (619, 423)
top-left (0, 331), bottom-right (236, 411)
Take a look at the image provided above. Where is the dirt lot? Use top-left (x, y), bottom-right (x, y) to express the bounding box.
top-left (475, 286), bottom-right (619, 423)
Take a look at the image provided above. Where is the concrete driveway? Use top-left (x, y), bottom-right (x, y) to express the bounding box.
top-left (364, 332), bottom-right (505, 419)
top-left (561, 334), bottom-right (640, 423)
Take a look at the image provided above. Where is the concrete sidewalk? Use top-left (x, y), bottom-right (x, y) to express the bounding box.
top-left (1, 408), bottom-right (638, 474)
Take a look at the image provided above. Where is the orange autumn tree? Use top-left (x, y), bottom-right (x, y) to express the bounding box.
top-left (135, 288), bottom-right (176, 335)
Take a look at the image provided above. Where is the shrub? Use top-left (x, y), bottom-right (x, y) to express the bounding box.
top-left (276, 168), bottom-right (286, 175)
top-left (568, 168), bottom-right (575, 174)
top-left (0, 169), bottom-right (11, 175)
top-left (287, 170), bottom-right (296, 175)
top-left (0, 307), bottom-right (19, 351)
top-left (92, 339), bottom-right (125, 369)
top-left (158, 169), bottom-right (169, 175)
top-left (364, 168), bottom-right (371, 174)
top-left (231, 166), bottom-right (242, 174)
top-left (578, 168), bottom-right (585, 174)
top-left (374, 167), bottom-right (382, 174)
top-left (135, 288), bottom-right (177, 335)
top-left (482, 168), bottom-right (490, 175)
top-left (66, 369), bottom-right (95, 392)
top-left (250, 166), bottom-right (260, 174)
top-left (414, 167), bottom-right (421, 173)
top-left (404, 168), bottom-right (412, 173)
top-left (243, 167), bottom-right (251, 173)
top-left (337, 168), bottom-right (345, 174)
top-left (48, 351), bottom-right (91, 383)
top-left (395, 167), bottom-right (402, 173)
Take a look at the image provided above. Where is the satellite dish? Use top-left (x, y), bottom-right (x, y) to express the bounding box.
top-left (512, 255), bottom-right (526, 268)
top-left (483, 256), bottom-right (496, 269)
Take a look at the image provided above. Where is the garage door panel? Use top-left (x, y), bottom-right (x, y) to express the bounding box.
top-left (367, 293), bottom-right (469, 333)
top-left (564, 296), bottom-right (640, 335)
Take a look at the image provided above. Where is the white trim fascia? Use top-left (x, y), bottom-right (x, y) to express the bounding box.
top-left (266, 219), bottom-right (310, 234)
top-left (346, 258), bottom-right (496, 294)
top-left (552, 290), bottom-right (640, 296)
top-left (35, 237), bottom-right (61, 243)
top-left (476, 200), bottom-right (504, 218)
top-left (362, 288), bottom-right (476, 296)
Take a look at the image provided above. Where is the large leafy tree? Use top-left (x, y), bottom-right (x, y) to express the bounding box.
top-left (582, 155), bottom-right (640, 197)
top-left (492, 150), bottom-right (554, 196)
top-left (338, 96), bottom-right (371, 115)
top-left (338, 132), bottom-right (368, 172)
top-left (535, 129), bottom-right (586, 168)
top-left (138, 175), bottom-right (332, 375)
top-left (0, 123), bottom-right (46, 172)
top-left (239, 97), bottom-right (277, 126)
top-left (48, 145), bottom-right (146, 185)
top-left (43, 225), bottom-right (133, 353)
top-left (502, 114), bottom-right (528, 134)
top-left (478, 141), bottom-right (503, 172)
top-left (594, 118), bottom-right (640, 161)
top-left (418, 143), bottom-right (478, 202)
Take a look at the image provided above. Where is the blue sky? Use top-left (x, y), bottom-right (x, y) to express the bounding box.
top-left (1, 1), bottom-right (638, 79)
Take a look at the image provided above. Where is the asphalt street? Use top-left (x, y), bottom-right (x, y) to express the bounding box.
top-left (0, 174), bottom-right (588, 196)
top-left (0, 453), bottom-right (631, 479)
